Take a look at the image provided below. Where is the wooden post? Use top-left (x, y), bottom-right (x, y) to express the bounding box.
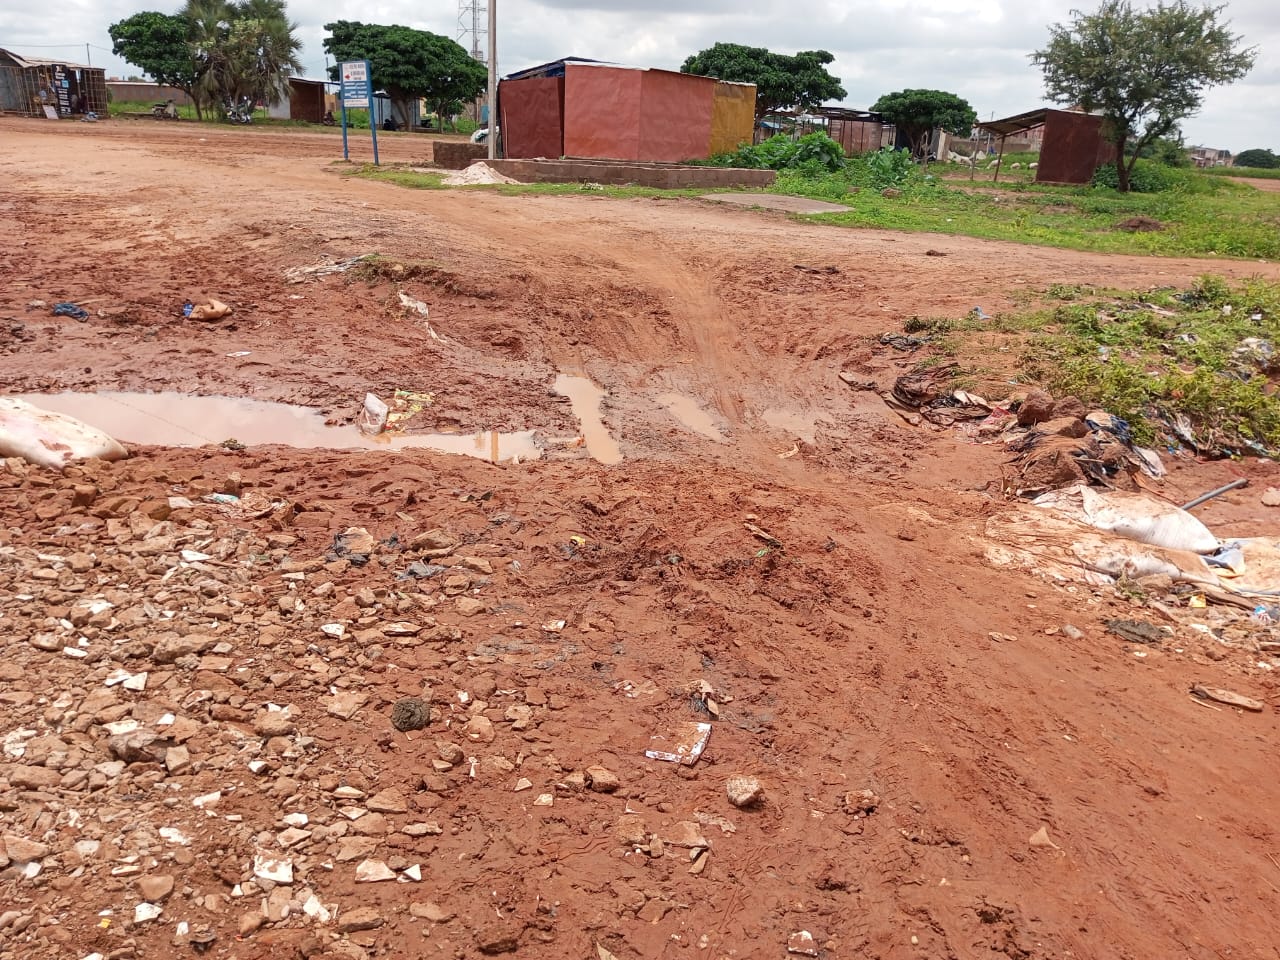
top-left (993, 133), bottom-right (1008, 183)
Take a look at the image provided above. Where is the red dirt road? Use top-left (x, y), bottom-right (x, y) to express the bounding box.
top-left (2, 117), bottom-right (1279, 960)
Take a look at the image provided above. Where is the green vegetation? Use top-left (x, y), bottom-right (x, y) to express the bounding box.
top-left (1205, 165), bottom-right (1280, 181)
top-left (704, 132), bottom-right (847, 174)
top-left (906, 278), bottom-right (1280, 454)
top-left (1031, 0), bottom-right (1256, 192)
top-left (346, 165), bottom-right (446, 189)
top-left (109, 98), bottom-right (202, 120)
top-left (1022, 277), bottom-right (1280, 452)
top-left (110, 0), bottom-right (303, 121)
top-left (1235, 148), bottom-right (1279, 169)
top-left (323, 21), bottom-right (486, 132)
top-left (777, 158), bottom-right (1280, 259)
top-left (680, 43), bottom-right (844, 121)
top-left (869, 89), bottom-right (977, 158)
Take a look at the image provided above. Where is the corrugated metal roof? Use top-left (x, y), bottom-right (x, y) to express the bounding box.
top-left (0, 47), bottom-right (99, 72)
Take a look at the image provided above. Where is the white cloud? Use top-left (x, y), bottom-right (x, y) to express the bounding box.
top-left (1, 0), bottom-right (1273, 150)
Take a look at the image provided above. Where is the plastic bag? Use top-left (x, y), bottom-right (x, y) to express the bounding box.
top-left (0, 398), bottom-right (127, 470)
top-left (1034, 484), bottom-right (1219, 554)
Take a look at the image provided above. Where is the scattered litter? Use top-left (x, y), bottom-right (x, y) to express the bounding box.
top-left (357, 393), bottom-right (388, 436)
top-left (202, 493), bottom-right (240, 505)
top-left (397, 292), bottom-right (430, 316)
top-left (133, 903), bottom-right (163, 923)
top-left (252, 854), bottom-right (293, 884)
top-left (744, 521), bottom-right (783, 550)
top-left (1190, 684), bottom-right (1264, 712)
top-left (185, 299), bottom-right (233, 321)
top-left (0, 398), bottom-right (128, 471)
top-left (787, 931), bottom-right (820, 956)
top-left (541, 619), bottom-right (566, 633)
top-left (1181, 477), bottom-right (1248, 511)
top-left (645, 721), bottom-right (712, 765)
top-left (283, 254), bottom-right (374, 283)
top-left (225, 351), bottom-right (251, 358)
top-left (442, 162), bottom-right (518, 186)
top-left (1106, 619), bottom-right (1167, 645)
top-left (1029, 826), bottom-right (1060, 850)
top-left (52, 302), bottom-right (89, 320)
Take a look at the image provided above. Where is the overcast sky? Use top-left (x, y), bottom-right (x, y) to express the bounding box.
top-left (2, 0), bottom-right (1274, 151)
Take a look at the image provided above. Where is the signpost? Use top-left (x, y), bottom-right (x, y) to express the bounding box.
top-left (339, 59), bottom-right (379, 166)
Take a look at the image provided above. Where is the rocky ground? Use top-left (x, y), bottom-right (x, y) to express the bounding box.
top-left (3, 118), bottom-right (1280, 960)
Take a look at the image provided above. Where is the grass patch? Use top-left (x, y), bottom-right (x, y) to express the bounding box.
top-left (347, 164), bottom-right (446, 189)
top-left (917, 277), bottom-right (1280, 455)
top-left (788, 169), bottom-right (1280, 260)
top-left (1204, 166), bottom-right (1280, 181)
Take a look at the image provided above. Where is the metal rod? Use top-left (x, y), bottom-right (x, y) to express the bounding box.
top-left (486, 0), bottom-right (497, 159)
top-left (1180, 477), bottom-right (1248, 511)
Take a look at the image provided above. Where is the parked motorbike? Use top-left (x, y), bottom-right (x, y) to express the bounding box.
top-left (224, 98), bottom-right (254, 124)
top-left (151, 100), bottom-right (179, 120)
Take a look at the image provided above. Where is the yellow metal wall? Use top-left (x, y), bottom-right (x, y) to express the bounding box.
top-left (709, 82), bottom-right (756, 156)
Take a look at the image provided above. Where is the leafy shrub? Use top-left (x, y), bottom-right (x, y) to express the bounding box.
top-left (706, 132), bottom-right (846, 173)
top-left (1091, 159), bottom-right (1184, 193)
top-left (864, 147), bottom-right (916, 188)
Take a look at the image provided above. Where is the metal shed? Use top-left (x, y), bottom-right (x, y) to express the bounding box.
top-left (0, 48), bottom-right (108, 118)
top-left (977, 107), bottom-right (1117, 184)
top-left (267, 78), bottom-right (332, 123)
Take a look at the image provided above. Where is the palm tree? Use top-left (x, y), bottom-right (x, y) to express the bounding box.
top-left (183, 0), bottom-right (302, 119)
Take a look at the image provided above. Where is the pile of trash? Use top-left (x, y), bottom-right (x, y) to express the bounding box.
top-left (875, 367), bottom-right (1164, 497)
top-left (985, 483), bottom-right (1280, 609)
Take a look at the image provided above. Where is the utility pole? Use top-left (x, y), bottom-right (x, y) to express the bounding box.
top-left (85, 43), bottom-right (91, 67)
top-left (486, 0), bottom-right (497, 159)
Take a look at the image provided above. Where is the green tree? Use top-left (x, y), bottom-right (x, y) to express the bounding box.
top-left (108, 12), bottom-right (202, 109)
top-left (187, 0), bottom-right (302, 115)
top-left (870, 89), bottom-right (977, 160)
top-left (1032, 0), bottom-right (1255, 192)
top-left (680, 43), bottom-right (846, 122)
top-left (323, 22), bottom-right (486, 131)
top-left (1234, 148), bottom-right (1279, 169)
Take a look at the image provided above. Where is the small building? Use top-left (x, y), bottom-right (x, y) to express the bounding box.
top-left (267, 78), bottom-right (332, 123)
top-left (0, 48), bottom-right (107, 118)
top-left (1189, 146), bottom-right (1232, 168)
top-left (498, 57), bottom-right (756, 162)
top-left (976, 107), bottom-right (1117, 184)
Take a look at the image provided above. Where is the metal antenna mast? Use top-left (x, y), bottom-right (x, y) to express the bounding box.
top-left (457, 0), bottom-right (488, 62)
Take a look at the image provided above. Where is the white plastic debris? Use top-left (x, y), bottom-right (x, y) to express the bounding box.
top-left (158, 827), bottom-right (191, 846)
top-left (302, 894), bottom-right (332, 922)
top-left (401, 864), bottom-right (423, 882)
top-left (0, 398), bottom-right (128, 470)
top-left (321, 623), bottom-right (345, 639)
top-left (358, 393), bottom-right (389, 436)
top-left (134, 903), bottom-right (163, 923)
top-left (180, 550), bottom-right (212, 563)
top-left (253, 855), bottom-right (294, 884)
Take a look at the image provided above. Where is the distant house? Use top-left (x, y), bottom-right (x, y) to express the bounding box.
top-left (1189, 146), bottom-right (1232, 168)
top-left (267, 78), bottom-right (332, 124)
top-left (498, 57), bottom-right (756, 162)
top-left (0, 48), bottom-right (107, 117)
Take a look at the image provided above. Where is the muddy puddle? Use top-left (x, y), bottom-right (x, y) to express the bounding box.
top-left (18, 393), bottom-right (542, 462)
top-left (553, 375), bottom-right (623, 465)
top-left (762, 407), bottom-right (819, 444)
top-left (658, 393), bottom-right (722, 441)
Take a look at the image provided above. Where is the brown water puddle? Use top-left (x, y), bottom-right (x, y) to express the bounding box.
top-left (553, 375), bottom-right (623, 465)
top-left (18, 393), bottom-right (542, 462)
top-left (658, 393), bottom-right (722, 441)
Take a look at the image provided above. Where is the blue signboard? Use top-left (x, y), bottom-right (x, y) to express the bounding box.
top-left (338, 59), bottom-right (378, 166)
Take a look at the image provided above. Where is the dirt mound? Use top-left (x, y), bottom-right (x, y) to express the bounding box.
top-left (1115, 215), bottom-right (1165, 232)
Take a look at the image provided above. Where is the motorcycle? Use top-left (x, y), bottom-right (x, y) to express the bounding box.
top-left (224, 98), bottom-right (254, 124)
top-left (151, 100), bottom-right (179, 120)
